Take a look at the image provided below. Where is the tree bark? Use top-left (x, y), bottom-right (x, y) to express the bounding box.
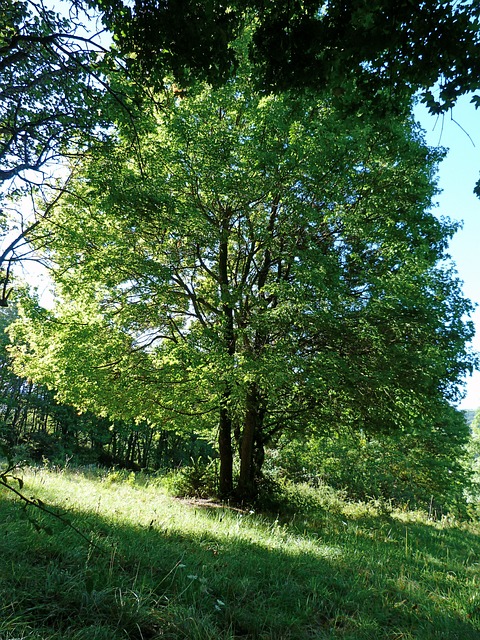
top-left (219, 394), bottom-right (233, 496)
top-left (218, 212), bottom-right (235, 497)
top-left (237, 382), bottom-right (265, 500)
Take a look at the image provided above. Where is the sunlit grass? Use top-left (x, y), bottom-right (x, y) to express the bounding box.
top-left (1, 466), bottom-right (479, 639)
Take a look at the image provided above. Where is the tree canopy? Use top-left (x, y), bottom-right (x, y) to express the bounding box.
top-left (90, 0), bottom-right (480, 115)
top-left (10, 71), bottom-right (475, 499)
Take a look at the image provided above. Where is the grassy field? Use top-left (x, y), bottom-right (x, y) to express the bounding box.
top-left (0, 466), bottom-right (479, 639)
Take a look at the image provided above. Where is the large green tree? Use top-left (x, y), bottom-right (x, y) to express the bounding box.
top-left (10, 75), bottom-right (475, 499)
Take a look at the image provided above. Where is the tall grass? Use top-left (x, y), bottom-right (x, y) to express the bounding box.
top-left (0, 466), bottom-right (479, 639)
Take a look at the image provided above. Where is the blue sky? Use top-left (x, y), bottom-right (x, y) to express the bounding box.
top-left (415, 96), bottom-right (480, 410)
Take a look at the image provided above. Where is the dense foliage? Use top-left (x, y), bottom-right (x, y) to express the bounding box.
top-left (271, 405), bottom-right (472, 513)
top-left (88, 0), bottom-right (480, 195)
top-left (91, 0), bottom-right (480, 115)
top-left (0, 306), bottom-right (108, 464)
top-left (467, 408), bottom-right (480, 506)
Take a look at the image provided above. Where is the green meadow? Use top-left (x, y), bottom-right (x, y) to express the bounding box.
top-left (1, 467), bottom-right (479, 640)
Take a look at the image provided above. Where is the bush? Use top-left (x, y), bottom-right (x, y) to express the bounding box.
top-left (269, 420), bottom-right (470, 515)
top-left (162, 457), bottom-right (219, 498)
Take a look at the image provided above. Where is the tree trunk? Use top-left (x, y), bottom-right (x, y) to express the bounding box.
top-left (125, 431), bottom-right (135, 466)
top-left (219, 393), bottom-right (233, 496)
top-left (237, 383), bottom-right (265, 500)
top-left (218, 212), bottom-right (235, 497)
top-left (141, 428), bottom-right (153, 468)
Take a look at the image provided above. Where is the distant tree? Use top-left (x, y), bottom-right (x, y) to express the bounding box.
top-left (10, 73), bottom-right (475, 500)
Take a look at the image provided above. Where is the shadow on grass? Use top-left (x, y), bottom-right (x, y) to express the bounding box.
top-left (0, 476), bottom-right (479, 640)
